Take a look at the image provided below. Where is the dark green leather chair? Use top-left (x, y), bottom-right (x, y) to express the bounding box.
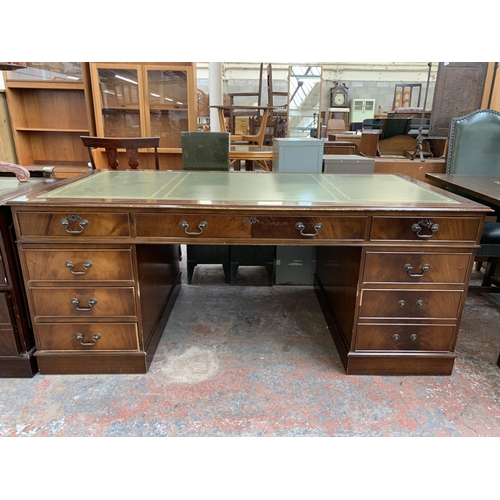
top-left (446, 109), bottom-right (500, 292)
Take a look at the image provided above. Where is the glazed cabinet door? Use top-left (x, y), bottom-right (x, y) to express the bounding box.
top-left (90, 63), bottom-right (144, 138)
top-left (144, 65), bottom-right (197, 149)
top-left (89, 62), bottom-right (198, 155)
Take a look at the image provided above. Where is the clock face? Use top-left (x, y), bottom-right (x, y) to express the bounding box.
top-left (334, 93), bottom-right (345, 105)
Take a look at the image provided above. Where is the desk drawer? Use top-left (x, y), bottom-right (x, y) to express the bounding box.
top-left (36, 323), bottom-right (139, 351)
top-left (136, 214), bottom-right (251, 239)
top-left (370, 216), bottom-right (482, 242)
top-left (356, 324), bottom-right (455, 351)
top-left (23, 249), bottom-right (134, 282)
top-left (249, 216), bottom-right (367, 240)
top-left (363, 251), bottom-right (471, 284)
top-left (16, 212), bottom-right (131, 238)
top-left (359, 289), bottom-right (463, 319)
top-left (31, 287), bottom-right (136, 318)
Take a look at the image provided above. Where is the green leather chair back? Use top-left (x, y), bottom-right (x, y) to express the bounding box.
top-left (181, 132), bottom-right (230, 171)
top-left (446, 109), bottom-right (500, 174)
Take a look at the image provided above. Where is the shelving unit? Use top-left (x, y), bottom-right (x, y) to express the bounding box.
top-left (2, 63), bottom-right (95, 174)
top-left (89, 63), bottom-right (198, 170)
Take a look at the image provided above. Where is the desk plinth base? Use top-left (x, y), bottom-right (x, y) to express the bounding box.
top-left (314, 275), bottom-right (456, 376)
top-left (0, 351), bottom-right (38, 378)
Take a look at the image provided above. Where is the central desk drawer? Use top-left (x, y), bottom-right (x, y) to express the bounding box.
top-left (16, 212), bottom-right (131, 238)
top-left (36, 323), bottom-right (139, 351)
top-left (359, 289), bottom-right (463, 319)
top-left (363, 251), bottom-right (471, 284)
top-left (23, 249), bottom-right (134, 282)
top-left (31, 287), bottom-right (136, 318)
top-left (136, 214), bottom-right (367, 241)
top-left (136, 214), bottom-right (251, 239)
top-left (370, 216), bottom-right (482, 242)
top-left (249, 216), bottom-right (367, 240)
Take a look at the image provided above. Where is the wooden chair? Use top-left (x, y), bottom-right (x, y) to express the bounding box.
top-left (326, 119), bottom-right (346, 137)
top-left (81, 136), bottom-right (160, 170)
top-left (446, 109), bottom-right (500, 292)
top-left (266, 63), bottom-right (288, 139)
top-left (227, 63), bottom-right (264, 135)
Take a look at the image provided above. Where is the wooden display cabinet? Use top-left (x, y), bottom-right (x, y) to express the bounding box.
top-left (2, 63), bottom-right (95, 175)
top-left (89, 63), bottom-right (198, 170)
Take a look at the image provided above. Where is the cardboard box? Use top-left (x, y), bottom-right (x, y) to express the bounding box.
top-left (234, 117), bottom-right (249, 134)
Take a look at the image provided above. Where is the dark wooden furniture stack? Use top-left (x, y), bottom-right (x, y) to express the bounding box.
top-left (0, 161), bottom-right (57, 377)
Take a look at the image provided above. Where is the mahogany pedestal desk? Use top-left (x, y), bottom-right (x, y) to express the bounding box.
top-left (7, 170), bottom-right (489, 376)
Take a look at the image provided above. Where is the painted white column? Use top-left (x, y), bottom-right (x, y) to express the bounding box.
top-left (209, 62), bottom-right (223, 131)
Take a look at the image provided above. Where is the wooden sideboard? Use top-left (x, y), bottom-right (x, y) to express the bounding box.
top-left (7, 170), bottom-right (490, 376)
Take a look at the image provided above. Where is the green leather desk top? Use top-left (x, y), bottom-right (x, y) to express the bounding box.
top-left (37, 170), bottom-right (462, 207)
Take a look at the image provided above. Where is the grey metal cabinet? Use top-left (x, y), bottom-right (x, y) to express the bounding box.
top-left (272, 138), bottom-right (324, 173)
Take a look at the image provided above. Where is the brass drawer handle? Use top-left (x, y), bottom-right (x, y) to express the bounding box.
top-left (71, 297), bottom-right (97, 311)
top-left (411, 219), bottom-right (440, 238)
top-left (404, 263), bottom-right (430, 277)
top-left (295, 222), bottom-right (323, 237)
top-left (66, 261), bottom-right (92, 275)
top-left (180, 220), bottom-right (208, 235)
top-left (60, 215), bottom-right (89, 234)
top-left (75, 333), bottom-right (101, 346)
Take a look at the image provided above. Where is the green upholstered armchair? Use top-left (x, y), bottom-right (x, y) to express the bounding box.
top-left (447, 109), bottom-right (500, 292)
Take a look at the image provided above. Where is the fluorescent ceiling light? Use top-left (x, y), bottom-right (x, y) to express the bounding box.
top-left (115, 74), bottom-right (138, 85)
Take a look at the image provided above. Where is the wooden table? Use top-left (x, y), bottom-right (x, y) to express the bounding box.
top-left (230, 145), bottom-right (273, 172)
top-left (426, 173), bottom-right (500, 369)
top-left (425, 174), bottom-right (500, 211)
top-left (7, 170), bottom-right (490, 376)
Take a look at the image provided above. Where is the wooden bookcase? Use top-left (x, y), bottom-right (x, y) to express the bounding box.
top-left (89, 62), bottom-right (198, 170)
top-left (2, 62), bottom-right (95, 174)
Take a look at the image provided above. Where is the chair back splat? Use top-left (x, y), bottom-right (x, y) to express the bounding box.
top-left (81, 136), bottom-right (160, 170)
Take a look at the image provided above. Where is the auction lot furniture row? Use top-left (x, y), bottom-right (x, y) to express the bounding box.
top-left (6, 170), bottom-right (490, 376)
